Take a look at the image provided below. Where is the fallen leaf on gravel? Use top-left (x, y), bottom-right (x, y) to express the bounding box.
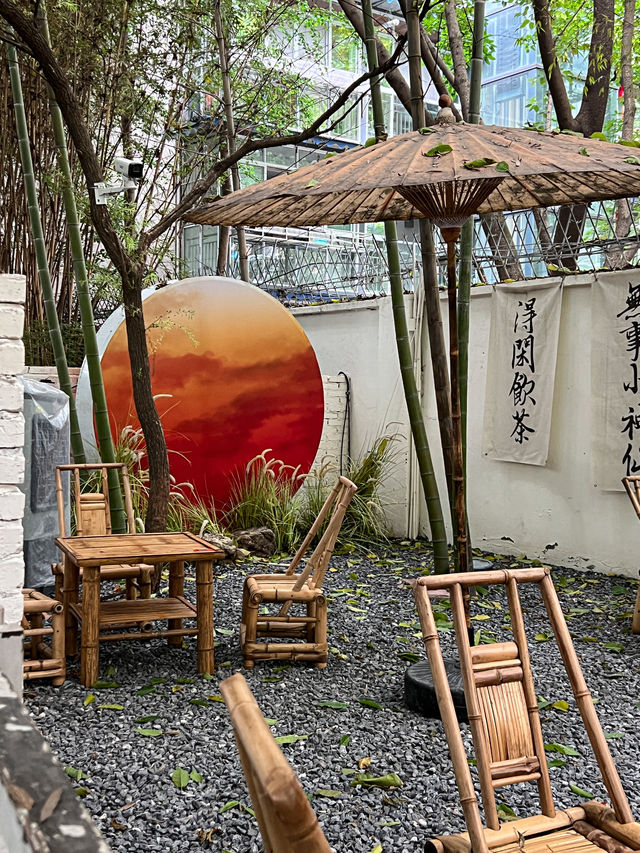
top-left (274, 734), bottom-right (308, 745)
top-left (370, 845), bottom-right (383, 853)
top-left (358, 698), bottom-right (383, 710)
top-left (83, 694), bottom-right (95, 706)
top-left (40, 786), bottom-right (62, 821)
top-left (351, 772), bottom-right (403, 789)
top-left (121, 801), bottom-right (137, 811)
top-left (315, 789), bottom-right (342, 798)
top-left (316, 700), bottom-right (349, 710)
top-left (171, 768), bottom-right (190, 789)
top-left (569, 783), bottom-right (594, 799)
top-left (110, 819), bottom-right (128, 831)
top-left (136, 728), bottom-right (162, 737)
top-left (358, 757), bottom-right (371, 770)
top-left (219, 800), bottom-right (240, 813)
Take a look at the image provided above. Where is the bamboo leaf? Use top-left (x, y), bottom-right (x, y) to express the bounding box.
top-left (83, 694), bottom-right (95, 706)
top-left (315, 789), bottom-right (342, 798)
top-left (316, 701), bottom-right (349, 709)
top-left (136, 728), bottom-right (163, 737)
top-left (65, 766), bottom-right (88, 781)
top-left (190, 770), bottom-right (203, 783)
top-left (190, 699), bottom-right (209, 707)
top-left (544, 743), bottom-right (579, 756)
top-left (219, 800), bottom-right (240, 813)
top-left (340, 734), bottom-right (351, 746)
top-left (463, 158), bottom-right (497, 169)
top-left (623, 157), bottom-right (640, 165)
top-left (604, 642), bottom-right (624, 652)
top-left (93, 681), bottom-right (120, 689)
top-left (551, 701), bottom-right (569, 712)
top-left (604, 731), bottom-right (625, 739)
top-left (136, 685), bottom-right (155, 696)
top-left (99, 704), bottom-right (124, 711)
top-left (135, 714), bottom-right (159, 723)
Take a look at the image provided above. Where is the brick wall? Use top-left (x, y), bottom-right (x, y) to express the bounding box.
top-left (310, 374), bottom-right (349, 475)
top-left (0, 275), bottom-right (26, 693)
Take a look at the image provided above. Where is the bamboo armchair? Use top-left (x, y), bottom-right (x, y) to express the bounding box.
top-left (240, 476), bottom-right (357, 669)
top-left (54, 463), bottom-right (153, 652)
top-left (620, 476), bottom-right (640, 634)
top-left (220, 673), bottom-right (331, 853)
top-left (412, 567), bottom-right (640, 853)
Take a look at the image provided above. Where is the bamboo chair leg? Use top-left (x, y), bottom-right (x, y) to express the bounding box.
top-left (307, 600), bottom-right (317, 643)
top-left (243, 598), bottom-right (259, 669)
top-left (168, 561), bottom-right (184, 647)
top-left (62, 556), bottom-right (79, 656)
top-left (139, 567), bottom-right (152, 600)
top-left (51, 606), bottom-right (66, 686)
top-left (632, 586), bottom-right (640, 635)
top-left (125, 578), bottom-right (137, 601)
top-left (540, 573), bottom-right (633, 823)
top-left (315, 597), bottom-right (327, 669)
top-left (30, 613), bottom-right (43, 659)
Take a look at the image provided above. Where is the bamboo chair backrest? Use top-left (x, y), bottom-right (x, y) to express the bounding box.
top-left (412, 568), bottom-right (633, 853)
top-left (622, 476), bottom-right (640, 519)
top-left (55, 463), bottom-right (136, 538)
top-left (220, 673), bottom-right (331, 853)
top-left (285, 476), bottom-right (357, 591)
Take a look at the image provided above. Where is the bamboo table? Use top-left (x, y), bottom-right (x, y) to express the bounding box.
top-left (55, 532), bottom-right (224, 687)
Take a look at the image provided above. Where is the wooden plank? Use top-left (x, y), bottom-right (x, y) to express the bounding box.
top-left (70, 596), bottom-right (197, 627)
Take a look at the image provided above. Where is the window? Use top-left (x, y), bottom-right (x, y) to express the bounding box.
top-left (331, 21), bottom-right (362, 72)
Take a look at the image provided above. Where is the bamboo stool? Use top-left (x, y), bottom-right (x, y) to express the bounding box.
top-left (240, 476), bottom-right (357, 669)
top-left (22, 588), bottom-right (65, 685)
top-left (412, 567), bottom-right (640, 853)
top-left (220, 673), bottom-right (331, 852)
top-left (621, 475), bottom-right (640, 633)
top-left (54, 463), bottom-right (154, 653)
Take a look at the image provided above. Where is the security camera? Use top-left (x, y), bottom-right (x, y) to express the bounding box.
top-left (114, 157), bottom-right (143, 180)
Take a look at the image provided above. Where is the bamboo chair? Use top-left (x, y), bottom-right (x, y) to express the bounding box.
top-left (22, 588), bottom-right (65, 685)
top-left (220, 673), bottom-right (331, 853)
top-left (620, 476), bottom-right (640, 634)
top-left (54, 463), bottom-right (153, 652)
top-left (240, 476), bottom-right (357, 669)
top-left (412, 567), bottom-right (640, 853)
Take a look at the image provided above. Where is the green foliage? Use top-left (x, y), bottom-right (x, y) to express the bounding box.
top-left (224, 451), bottom-right (303, 551)
top-left (23, 321), bottom-right (85, 367)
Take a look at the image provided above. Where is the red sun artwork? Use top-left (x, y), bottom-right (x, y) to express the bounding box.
top-left (100, 277), bottom-right (324, 510)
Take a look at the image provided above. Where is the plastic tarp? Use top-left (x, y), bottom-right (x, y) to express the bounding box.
top-left (20, 378), bottom-right (70, 589)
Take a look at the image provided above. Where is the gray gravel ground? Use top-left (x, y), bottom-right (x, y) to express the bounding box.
top-left (25, 542), bottom-right (640, 853)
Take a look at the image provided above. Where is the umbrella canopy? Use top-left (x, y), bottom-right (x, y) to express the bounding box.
top-left (187, 124), bottom-right (640, 229)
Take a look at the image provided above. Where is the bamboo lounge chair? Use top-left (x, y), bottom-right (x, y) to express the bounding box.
top-left (220, 672), bottom-right (331, 852)
top-left (240, 475), bottom-right (357, 668)
top-left (411, 567), bottom-right (640, 853)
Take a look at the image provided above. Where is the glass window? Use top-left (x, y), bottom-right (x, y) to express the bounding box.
top-left (367, 90), bottom-right (393, 137)
top-left (331, 21), bottom-right (362, 72)
top-left (332, 94), bottom-right (361, 141)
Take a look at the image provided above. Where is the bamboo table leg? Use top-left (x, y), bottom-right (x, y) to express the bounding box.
top-left (63, 554), bottom-right (79, 655)
top-left (80, 564), bottom-right (100, 688)
top-left (196, 560), bottom-right (214, 674)
top-left (168, 560), bottom-right (184, 647)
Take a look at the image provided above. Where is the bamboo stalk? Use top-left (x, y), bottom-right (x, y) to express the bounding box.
top-left (539, 574), bottom-right (634, 823)
top-left (6, 39), bottom-right (86, 463)
top-left (36, 2), bottom-right (126, 530)
top-left (412, 582), bottom-right (489, 853)
top-left (363, 0), bottom-right (449, 571)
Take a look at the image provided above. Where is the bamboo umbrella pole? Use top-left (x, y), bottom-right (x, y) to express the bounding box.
top-left (457, 0), bottom-right (484, 570)
top-left (37, 3), bottom-right (126, 532)
top-left (444, 230), bottom-right (469, 577)
top-left (6, 39), bottom-right (86, 464)
top-left (363, 0), bottom-right (449, 571)
top-left (539, 573), bottom-right (633, 823)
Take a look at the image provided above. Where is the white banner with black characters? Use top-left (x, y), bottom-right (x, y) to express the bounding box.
top-left (592, 271), bottom-right (640, 490)
top-left (482, 280), bottom-right (563, 465)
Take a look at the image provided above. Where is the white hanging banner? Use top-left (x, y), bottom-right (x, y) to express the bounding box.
top-left (482, 280), bottom-right (562, 465)
top-left (592, 271), bottom-right (640, 490)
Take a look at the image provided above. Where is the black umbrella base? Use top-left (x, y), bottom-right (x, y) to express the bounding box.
top-left (404, 558), bottom-right (491, 722)
top-left (404, 658), bottom-right (468, 723)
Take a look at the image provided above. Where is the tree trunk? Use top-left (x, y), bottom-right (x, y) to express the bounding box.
top-left (480, 213), bottom-right (524, 281)
top-left (121, 266), bottom-right (170, 533)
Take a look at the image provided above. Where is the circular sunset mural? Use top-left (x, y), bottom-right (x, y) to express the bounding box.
top-left (99, 277), bottom-right (324, 509)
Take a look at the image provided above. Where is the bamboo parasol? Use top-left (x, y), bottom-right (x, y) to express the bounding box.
top-left (188, 122), bottom-right (640, 571)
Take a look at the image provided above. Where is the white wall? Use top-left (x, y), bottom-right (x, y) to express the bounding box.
top-left (295, 270), bottom-right (640, 578)
top-left (0, 275), bottom-right (26, 693)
